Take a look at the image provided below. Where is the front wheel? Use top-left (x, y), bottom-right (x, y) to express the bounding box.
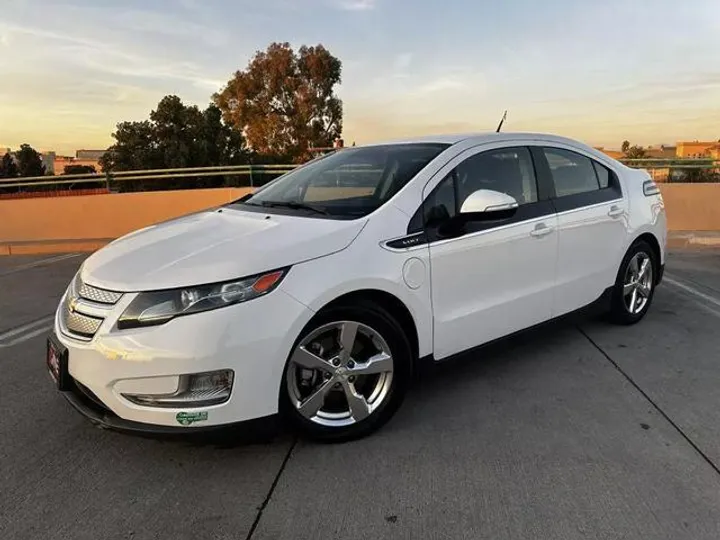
top-left (608, 240), bottom-right (657, 325)
top-left (279, 302), bottom-right (412, 442)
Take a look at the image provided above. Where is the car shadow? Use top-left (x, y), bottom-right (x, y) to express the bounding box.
top-left (412, 310), bottom-right (605, 399)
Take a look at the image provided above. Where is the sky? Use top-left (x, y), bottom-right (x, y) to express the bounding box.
top-left (1, 0), bottom-right (719, 155)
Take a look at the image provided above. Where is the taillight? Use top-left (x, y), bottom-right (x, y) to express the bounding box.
top-left (643, 180), bottom-right (660, 196)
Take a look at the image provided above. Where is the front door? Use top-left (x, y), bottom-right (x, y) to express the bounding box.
top-left (423, 145), bottom-right (559, 360)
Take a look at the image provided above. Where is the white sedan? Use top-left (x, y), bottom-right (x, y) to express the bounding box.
top-left (47, 132), bottom-right (667, 441)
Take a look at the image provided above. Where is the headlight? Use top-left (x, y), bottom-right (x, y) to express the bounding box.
top-left (117, 268), bottom-right (288, 330)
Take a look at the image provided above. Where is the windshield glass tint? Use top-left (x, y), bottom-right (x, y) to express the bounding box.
top-left (240, 143), bottom-right (449, 218)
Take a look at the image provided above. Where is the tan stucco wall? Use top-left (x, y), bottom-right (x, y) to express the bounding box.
top-left (1, 184), bottom-right (719, 254)
top-left (658, 183), bottom-right (720, 231)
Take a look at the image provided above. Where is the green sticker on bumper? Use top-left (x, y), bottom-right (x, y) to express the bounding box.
top-left (176, 411), bottom-right (209, 426)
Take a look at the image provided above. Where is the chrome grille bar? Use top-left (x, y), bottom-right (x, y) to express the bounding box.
top-left (60, 274), bottom-right (124, 340)
top-left (63, 309), bottom-right (104, 337)
top-left (75, 274), bottom-right (123, 305)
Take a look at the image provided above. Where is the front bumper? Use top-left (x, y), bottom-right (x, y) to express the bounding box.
top-left (61, 376), bottom-right (247, 434)
top-left (51, 287), bottom-right (314, 431)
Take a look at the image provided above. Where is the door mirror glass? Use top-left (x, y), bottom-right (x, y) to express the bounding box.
top-left (460, 189), bottom-right (518, 216)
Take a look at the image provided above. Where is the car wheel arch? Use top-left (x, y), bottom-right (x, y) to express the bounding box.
top-left (313, 289), bottom-right (420, 363)
top-left (630, 232), bottom-right (662, 282)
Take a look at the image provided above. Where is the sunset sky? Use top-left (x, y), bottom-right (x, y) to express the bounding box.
top-left (1, 0), bottom-right (719, 155)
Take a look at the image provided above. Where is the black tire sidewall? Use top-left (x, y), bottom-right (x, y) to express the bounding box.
top-left (610, 240), bottom-right (657, 324)
top-left (278, 301), bottom-right (412, 442)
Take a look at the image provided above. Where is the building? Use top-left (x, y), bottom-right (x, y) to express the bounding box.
top-left (76, 149), bottom-right (106, 160)
top-left (645, 145), bottom-right (676, 159)
top-left (51, 150), bottom-right (106, 174)
top-left (39, 151), bottom-right (55, 175)
top-left (54, 155), bottom-right (102, 174)
top-left (676, 141), bottom-right (718, 158)
top-left (706, 144), bottom-right (720, 160)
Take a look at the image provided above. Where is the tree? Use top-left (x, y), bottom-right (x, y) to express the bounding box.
top-left (100, 95), bottom-right (248, 191)
top-left (621, 140), bottom-right (647, 159)
top-left (213, 42), bottom-right (343, 163)
top-left (0, 153), bottom-right (19, 178)
top-left (64, 164), bottom-right (96, 175)
top-left (624, 145), bottom-right (647, 159)
top-left (15, 144), bottom-right (46, 177)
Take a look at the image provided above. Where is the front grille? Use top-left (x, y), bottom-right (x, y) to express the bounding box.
top-left (77, 281), bottom-right (123, 305)
top-left (64, 310), bottom-right (104, 337)
top-left (60, 275), bottom-right (124, 340)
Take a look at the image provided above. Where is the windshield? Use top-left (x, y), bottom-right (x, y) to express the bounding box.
top-left (237, 143), bottom-right (449, 219)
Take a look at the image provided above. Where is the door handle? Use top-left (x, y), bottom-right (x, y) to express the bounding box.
top-left (608, 205), bottom-right (624, 218)
top-left (530, 223), bottom-right (554, 238)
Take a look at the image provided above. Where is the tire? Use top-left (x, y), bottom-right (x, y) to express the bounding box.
top-left (279, 300), bottom-right (412, 442)
top-left (608, 239), bottom-right (658, 325)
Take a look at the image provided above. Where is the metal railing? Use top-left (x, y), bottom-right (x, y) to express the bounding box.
top-left (1, 159), bottom-right (719, 191)
top-left (0, 164), bottom-right (297, 190)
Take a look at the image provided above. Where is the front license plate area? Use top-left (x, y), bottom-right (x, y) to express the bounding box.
top-left (47, 334), bottom-right (70, 391)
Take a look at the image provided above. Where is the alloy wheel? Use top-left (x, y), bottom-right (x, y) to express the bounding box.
top-left (623, 251), bottom-right (654, 315)
top-left (286, 321), bottom-right (394, 427)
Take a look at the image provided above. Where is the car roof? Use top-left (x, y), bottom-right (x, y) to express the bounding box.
top-left (362, 131), bottom-right (596, 150)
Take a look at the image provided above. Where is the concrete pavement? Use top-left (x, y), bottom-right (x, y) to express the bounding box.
top-left (2, 249), bottom-right (720, 539)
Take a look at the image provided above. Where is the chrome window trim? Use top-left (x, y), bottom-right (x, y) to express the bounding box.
top-left (388, 197), bottom-right (625, 252)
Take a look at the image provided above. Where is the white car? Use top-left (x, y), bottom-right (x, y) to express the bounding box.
top-left (47, 132), bottom-right (667, 441)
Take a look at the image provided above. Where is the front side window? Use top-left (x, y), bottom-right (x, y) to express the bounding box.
top-left (237, 143), bottom-right (449, 219)
top-left (455, 147), bottom-right (538, 207)
top-left (414, 146), bottom-right (539, 229)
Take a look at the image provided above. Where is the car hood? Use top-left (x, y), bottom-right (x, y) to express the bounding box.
top-left (81, 207), bottom-right (367, 292)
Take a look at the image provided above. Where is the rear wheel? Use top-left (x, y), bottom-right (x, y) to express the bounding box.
top-left (279, 301), bottom-right (412, 442)
top-left (608, 240), bottom-right (657, 325)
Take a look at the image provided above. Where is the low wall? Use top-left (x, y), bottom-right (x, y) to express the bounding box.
top-left (0, 188), bottom-right (252, 254)
top-left (0, 184), bottom-right (718, 255)
top-left (657, 184), bottom-right (720, 231)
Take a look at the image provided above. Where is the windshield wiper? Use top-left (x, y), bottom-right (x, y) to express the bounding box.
top-left (257, 201), bottom-right (330, 215)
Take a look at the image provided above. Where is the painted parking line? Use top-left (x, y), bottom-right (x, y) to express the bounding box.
top-left (0, 315), bottom-right (54, 348)
top-left (0, 253), bottom-right (81, 277)
top-left (664, 274), bottom-right (720, 319)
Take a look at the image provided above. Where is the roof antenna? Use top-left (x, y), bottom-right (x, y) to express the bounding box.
top-left (496, 110), bottom-right (507, 132)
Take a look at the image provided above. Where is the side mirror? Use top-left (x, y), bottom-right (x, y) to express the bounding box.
top-left (459, 189), bottom-right (518, 219)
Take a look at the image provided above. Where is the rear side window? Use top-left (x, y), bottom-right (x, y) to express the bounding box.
top-left (542, 148), bottom-right (600, 197)
top-left (593, 162), bottom-right (610, 189)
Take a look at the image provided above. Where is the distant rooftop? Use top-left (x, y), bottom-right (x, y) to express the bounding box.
top-left (75, 149), bottom-right (106, 159)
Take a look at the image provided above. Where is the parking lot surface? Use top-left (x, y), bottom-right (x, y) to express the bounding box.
top-left (2, 249), bottom-right (720, 539)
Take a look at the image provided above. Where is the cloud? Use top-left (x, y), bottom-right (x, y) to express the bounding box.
top-left (417, 77), bottom-right (467, 94)
top-left (0, 21), bottom-right (222, 91)
top-left (335, 0), bottom-right (377, 11)
top-left (113, 9), bottom-right (229, 47)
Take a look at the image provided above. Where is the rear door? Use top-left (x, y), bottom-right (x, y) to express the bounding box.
top-left (531, 145), bottom-right (628, 316)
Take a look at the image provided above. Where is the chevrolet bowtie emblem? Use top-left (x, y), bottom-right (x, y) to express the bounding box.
top-left (69, 297), bottom-right (79, 312)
